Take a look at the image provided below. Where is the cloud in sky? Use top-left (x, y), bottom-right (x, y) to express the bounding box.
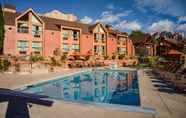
top-left (134, 0), bottom-right (185, 17)
top-left (178, 16), bottom-right (186, 23)
top-left (149, 19), bottom-right (175, 33)
top-left (176, 24), bottom-right (186, 32)
top-left (80, 16), bottom-right (93, 24)
top-left (95, 10), bottom-right (131, 24)
top-left (115, 20), bottom-right (141, 31)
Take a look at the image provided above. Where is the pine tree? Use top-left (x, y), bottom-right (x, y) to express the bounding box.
top-left (0, 4), bottom-right (4, 54)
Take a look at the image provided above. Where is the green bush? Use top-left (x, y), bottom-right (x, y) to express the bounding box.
top-left (0, 58), bottom-right (10, 71)
top-left (61, 54), bottom-right (67, 60)
top-left (148, 56), bottom-right (158, 67)
top-left (29, 55), bottom-right (44, 63)
top-left (50, 57), bottom-right (61, 66)
top-left (118, 54), bottom-right (125, 60)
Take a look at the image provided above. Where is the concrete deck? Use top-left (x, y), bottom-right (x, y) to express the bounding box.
top-left (0, 68), bottom-right (186, 118)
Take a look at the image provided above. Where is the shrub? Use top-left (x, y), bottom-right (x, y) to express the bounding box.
top-left (60, 54), bottom-right (67, 62)
top-left (85, 55), bottom-right (90, 61)
top-left (148, 56), bottom-right (158, 67)
top-left (50, 57), bottom-right (61, 66)
top-left (104, 55), bottom-right (109, 60)
top-left (29, 55), bottom-right (44, 63)
top-left (0, 58), bottom-right (11, 71)
top-left (111, 54), bottom-right (116, 60)
top-left (118, 54), bottom-right (125, 60)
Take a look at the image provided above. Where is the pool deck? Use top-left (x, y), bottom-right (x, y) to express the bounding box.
top-left (0, 68), bottom-right (186, 118)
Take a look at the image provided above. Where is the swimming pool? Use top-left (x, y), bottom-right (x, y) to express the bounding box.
top-left (22, 69), bottom-right (140, 106)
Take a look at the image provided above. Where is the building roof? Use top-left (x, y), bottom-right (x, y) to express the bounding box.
top-left (3, 9), bottom-right (128, 36)
top-left (130, 34), bottom-right (154, 45)
top-left (3, 11), bottom-right (20, 25)
top-left (3, 11), bottom-right (91, 34)
top-left (40, 16), bottom-right (91, 34)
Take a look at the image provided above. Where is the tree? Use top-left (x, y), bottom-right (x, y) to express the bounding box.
top-left (129, 30), bottom-right (145, 38)
top-left (0, 4), bottom-right (4, 54)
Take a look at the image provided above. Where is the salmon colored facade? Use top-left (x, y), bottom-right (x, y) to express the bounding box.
top-left (3, 5), bottom-right (135, 57)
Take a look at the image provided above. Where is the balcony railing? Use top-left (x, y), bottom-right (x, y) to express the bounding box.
top-left (32, 31), bottom-right (41, 38)
top-left (17, 27), bottom-right (29, 33)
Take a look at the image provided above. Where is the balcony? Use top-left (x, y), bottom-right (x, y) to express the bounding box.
top-left (102, 39), bottom-right (106, 43)
top-left (32, 31), bottom-right (41, 38)
top-left (63, 37), bottom-right (68, 40)
top-left (94, 39), bottom-right (98, 43)
top-left (17, 27), bottom-right (29, 33)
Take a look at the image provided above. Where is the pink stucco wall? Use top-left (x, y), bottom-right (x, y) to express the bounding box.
top-left (127, 39), bottom-right (135, 56)
top-left (107, 37), bottom-right (117, 56)
top-left (80, 34), bottom-right (93, 55)
top-left (44, 30), bottom-right (61, 57)
top-left (3, 25), bottom-right (16, 55)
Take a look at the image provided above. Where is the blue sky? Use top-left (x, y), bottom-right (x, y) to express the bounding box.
top-left (1, 0), bottom-right (186, 35)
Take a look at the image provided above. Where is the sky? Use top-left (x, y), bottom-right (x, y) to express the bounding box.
top-left (1, 0), bottom-right (186, 35)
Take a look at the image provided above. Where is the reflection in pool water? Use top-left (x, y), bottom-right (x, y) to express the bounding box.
top-left (22, 70), bottom-right (140, 106)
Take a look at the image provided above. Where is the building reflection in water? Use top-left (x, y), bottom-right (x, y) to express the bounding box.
top-left (23, 70), bottom-right (140, 106)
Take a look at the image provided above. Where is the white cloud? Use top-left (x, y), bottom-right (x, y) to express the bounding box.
top-left (95, 10), bottom-right (131, 24)
top-left (80, 16), bottom-right (93, 24)
top-left (134, 0), bottom-right (185, 16)
top-left (178, 16), bottom-right (186, 23)
top-left (149, 19), bottom-right (175, 33)
top-left (115, 20), bottom-right (141, 31)
top-left (176, 24), bottom-right (186, 31)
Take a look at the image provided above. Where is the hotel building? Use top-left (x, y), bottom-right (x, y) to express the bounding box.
top-left (2, 5), bottom-right (135, 57)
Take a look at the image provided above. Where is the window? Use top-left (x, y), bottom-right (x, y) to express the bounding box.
top-left (32, 42), bottom-right (42, 54)
top-left (118, 47), bottom-right (126, 54)
top-left (95, 88), bottom-right (99, 97)
top-left (63, 43), bottom-right (70, 52)
top-left (62, 30), bottom-right (69, 40)
top-left (117, 47), bottom-right (120, 53)
top-left (94, 33), bottom-right (98, 42)
top-left (32, 15), bottom-right (40, 24)
top-left (17, 41), bottom-right (28, 54)
top-left (73, 31), bottom-right (79, 40)
top-left (32, 25), bottom-right (42, 37)
top-left (72, 44), bottom-right (80, 52)
top-left (94, 45), bottom-right (98, 54)
top-left (101, 34), bottom-right (105, 43)
top-left (17, 23), bottom-right (29, 33)
top-left (102, 87), bottom-right (106, 96)
top-left (101, 46), bottom-right (105, 54)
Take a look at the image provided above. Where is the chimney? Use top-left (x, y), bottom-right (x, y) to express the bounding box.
top-left (3, 4), bottom-right (16, 13)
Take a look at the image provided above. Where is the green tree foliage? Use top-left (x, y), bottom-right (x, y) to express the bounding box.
top-left (0, 4), bottom-right (4, 54)
top-left (0, 58), bottom-right (10, 71)
top-left (129, 30), bottom-right (145, 39)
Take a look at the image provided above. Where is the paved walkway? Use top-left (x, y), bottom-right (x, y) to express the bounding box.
top-left (0, 68), bottom-right (185, 118)
top-left (140, 69), bottom-right (186, 118)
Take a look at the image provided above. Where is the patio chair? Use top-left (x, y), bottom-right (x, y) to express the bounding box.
top-left (0, 88), bottom-right (53, 118)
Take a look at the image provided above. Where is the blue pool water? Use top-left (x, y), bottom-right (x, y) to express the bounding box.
top-left (22, 69), bottom-right (140, 106)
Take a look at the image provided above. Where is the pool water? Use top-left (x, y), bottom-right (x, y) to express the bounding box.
top-left (22, 70), bottom-right (140, 106)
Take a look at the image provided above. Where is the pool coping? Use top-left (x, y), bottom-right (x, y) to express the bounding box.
top-left (16, 68), bottom-right (157, 115)
top-left (14, 68), bottom-right (92, 90)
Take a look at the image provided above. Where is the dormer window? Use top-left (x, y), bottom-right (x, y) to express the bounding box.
top-left (32, 25), bottom-right (42, 37)
top-left (94, 33), bottom-right (99, 42)
top-left (73, 31), bottom-right (80, 41)
top-left (101, 34), bottom-right (105, 43)
top-left (17, 23), bottom-right (29, 33)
